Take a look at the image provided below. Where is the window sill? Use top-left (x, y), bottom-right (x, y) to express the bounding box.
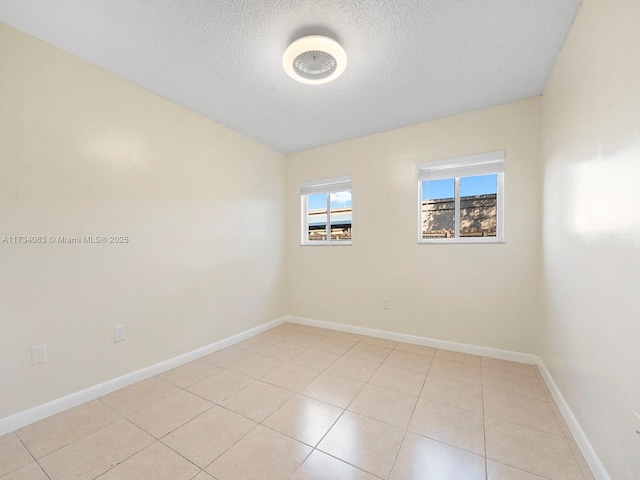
top-left (301, 241), bottom-right (352, 246)
top-left (419, 238), bottom-right (504, 245)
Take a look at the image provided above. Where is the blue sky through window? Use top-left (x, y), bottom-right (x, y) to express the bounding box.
top-left (308, 191), bottom-right (352, 210)
top-left (423, 174), bottom-right (497, 200)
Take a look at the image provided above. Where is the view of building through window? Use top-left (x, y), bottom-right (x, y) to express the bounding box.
top-left (422, 174), bottom-right (498, 239)
top-left (307, 191), bottom-right (352, 241)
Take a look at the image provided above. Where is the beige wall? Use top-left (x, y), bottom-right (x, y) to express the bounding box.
top-left (4, 3), bottom-right (638, 476)
top-left (0, 24), bottom-right (287, 418)
top-left (540, 0), bottom-right (640, 478)
top-left (286, 98), bottom-right (542, 354)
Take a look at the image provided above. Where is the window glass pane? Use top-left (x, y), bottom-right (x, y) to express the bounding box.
top-left (307, 193), bottom-right (327, 241)
top-left (329, 190), bottom-right (352, 241)
top-left (460, 174), bottom-right (497, 237)
top-left (422, 179), bottom-right (454, 238)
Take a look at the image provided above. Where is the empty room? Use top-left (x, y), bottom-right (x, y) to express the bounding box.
top-left (0, 0), bottom-right (638, 479)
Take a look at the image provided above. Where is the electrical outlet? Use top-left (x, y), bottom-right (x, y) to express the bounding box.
top-left (31, 345), bottom-right (47, 365)
top-left (382, 298), bottom-right (389, 309)
top-left (114, 325), bottom-right (125, 342)
top-left (634, 412), bottom-right (640, 441)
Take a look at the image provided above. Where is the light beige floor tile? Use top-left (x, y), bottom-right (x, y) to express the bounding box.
top-left (435, 349), bottom-right (482, 366)
top-left (324, 356), bottom-right (380, 382)
top-left (318, 411), bottom-right (404, 478)
top-left (482, 369), bottom-right (547, 401)
top-left (348, 384), bottom-right (418, 428)
top-left (283, 332), bottom-right (325, 348)
top-left (0, 462), bottom-right (48, 480)
top-left (485, 417), bottom-right (584, 480)
top-left (16, 400), bottom-right (120, 459)
top-left (260, 342), bottom-right (308, 361)
top-left (390, 432), bottom-right (485, 480)
top-left (233, 337), bottom-right (278, 353)
top-left (345, 343), bottom-right (392, 364)
top-left (368, 364), bottom-right (426, 396)
top-left (303, 326), bottom-right (334, 336)
top-left (253, 330), bottom-right (294, 343)
top-left (99, 378), bottom-right (180, 415)
top-left (409, 399), bottom-right (485, 455)
top-left (263, 395), bottom-right (343, 446)
top-left (487, 459), bottom-right (547, 479)
top-left (162, 406), bottom-right (256, 468)
top-left (395, 342), bottom-right (436, 357)
top-left (291, 349), bottom-right (340, 370)
top-left (0, 433), bottom-right (33, 477)
top-left (537, 377), bottom-right (555, 402)
top-left (206, 425), bottom-right (311, 480)
top-left (484, 388), bottom-right (563, 435)
top-left (261, 363), bottom-right (320, 392)
top-left (227, 353), bottom-right (284, 379)
top-left (273, 323), bottom-right (307, 334)
top-left (127, 390), bottom-right (213, 438)
top-left (158, 360), bottom-right (222, 388)
top-left (360, 336), bottom-right (398, 349)
top-left (330, 331), bottom-right (365, 342)
top-left (428, 358), bottom-right (482, 386)
top-left (187, 370), bottom-right (254, 403)
top-left (191, 472), bottom-right (216, 480)
top-left (384, 350), bottom-right (431, 374)
top-left (421, 376), bottom-right (483, 414)
top-left (550, 402), bottom-right (573, 438)
top-left (314, 337), bottom-right (357, 355)
top-left (97, 442), bottom-right (199, 480)
top-left (201, 347), bottom-right (251, 368)
top-left (568, 437), bottom-right (597, 480)
top-left (482, 357), bottom-right (537, 377)
top-left (38, 419), bottom-right (153, 480)
top-left (221, 381), bottom-right (293, 422)
top-left (291, 450), bottom-right (379, 480)
top-left (300, 373), bottom-right (365, 408)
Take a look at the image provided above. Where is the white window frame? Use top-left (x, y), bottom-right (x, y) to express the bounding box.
top-left (301, 175), bottom-right (352, 246)
top-left (418, 151), bottom-right (505, 244)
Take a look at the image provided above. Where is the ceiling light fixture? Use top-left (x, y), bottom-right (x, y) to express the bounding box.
top-left (283, 35), bottom-right (347, 85)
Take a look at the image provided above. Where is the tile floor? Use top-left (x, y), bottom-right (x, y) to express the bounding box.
top-left (0, 323), bottom-right (596, 480)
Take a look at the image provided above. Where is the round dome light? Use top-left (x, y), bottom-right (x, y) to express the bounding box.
top-left (283, 35), bottom-right (347, 85)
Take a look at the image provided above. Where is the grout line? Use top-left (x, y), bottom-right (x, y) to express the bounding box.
top-left (305, 449), bottom-right (386, 479)
top-left (482, 385), bottom-right (488, 479)
top-left (384, 352), bottom-right (433, 479)
top-left (89, 419), bottom-right (162, 479)
top-left (35, 462), bottom-right (52, 480)
top-left (12, 432), bottom-right (53, 480)
top-left (290, 332), bottom-right (390, 478)
top-left (17, 401), bottom-right (125, 465)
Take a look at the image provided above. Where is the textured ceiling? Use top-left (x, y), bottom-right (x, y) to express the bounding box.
top-left (0, 1), bottom-right (581, 153)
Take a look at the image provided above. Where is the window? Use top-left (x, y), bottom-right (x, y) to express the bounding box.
top-left (301, 176), bottom-right (352, 245)
top-left (418, 151), bottom-right (504, 243)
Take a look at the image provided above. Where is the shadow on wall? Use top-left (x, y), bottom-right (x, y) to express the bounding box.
top-left (422, 194), bottom-right (497, 238)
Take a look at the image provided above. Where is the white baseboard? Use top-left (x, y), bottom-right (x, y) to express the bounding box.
top-left (537, 361), bottom-right (611, 480)
top-left (0, 316), bottom-right (287, 435)
top-left (285, 315), bottom-right (539, 364)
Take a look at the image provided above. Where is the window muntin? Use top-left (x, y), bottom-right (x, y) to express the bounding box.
top-left (418, 152), bottom-right (504, 243)
top-left (301, 176), bottom-right (352, 245)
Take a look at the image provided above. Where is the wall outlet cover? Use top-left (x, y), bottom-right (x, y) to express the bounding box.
top-left (114, 325), bottom-right (125, 342)
top-left (31, 345), bottom-right (47, 365)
